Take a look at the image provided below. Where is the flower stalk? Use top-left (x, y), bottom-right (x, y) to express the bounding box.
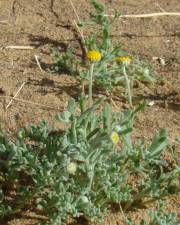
top-left (89, 62), bottom-right (95, 105)
top-left (122, 65), bottom-right (132, 106)
top-left (86, 50), bottom-right (102, 105)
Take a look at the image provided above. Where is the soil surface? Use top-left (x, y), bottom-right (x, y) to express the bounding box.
top-left (0, 0), bottom-right (180, 224)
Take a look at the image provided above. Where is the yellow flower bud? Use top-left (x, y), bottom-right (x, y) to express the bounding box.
top-left (116, 56), bottom-right (131, 66)
top-left (110, 132), bottom-right (120, 145)
top-left (67, 162), bottom-right (77, 175)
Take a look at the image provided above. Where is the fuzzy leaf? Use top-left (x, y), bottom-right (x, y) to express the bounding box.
top-left (103, 103), bottom-right (111, 131)
top-left (68, 98), bottom-right (76, 115)
top-left (148, 129), bottom-right (168, 158)
top-left (56, 111), bottom-right (71, 123)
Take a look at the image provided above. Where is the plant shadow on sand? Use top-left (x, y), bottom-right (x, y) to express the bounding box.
top-left (28, 34), bottom-right (69, 49)
top-left (27, 77), bottom-right (80, 100)
top-left (136, 91), bottom-right (180, 112)
top-left (1, 211), bottom-right (90, 225)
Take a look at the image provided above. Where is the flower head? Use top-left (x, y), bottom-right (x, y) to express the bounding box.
top-left (110, 131), bottom-right (120, 145)
top-left (87, 50), bottom-right (102, 62)
top-left (67, 162), bottom-right (77, 175)
top-left (116, 56), bottom-right (131, 66)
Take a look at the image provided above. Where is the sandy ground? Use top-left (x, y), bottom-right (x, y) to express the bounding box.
top-left (0, 0), bottom-right (179, 224)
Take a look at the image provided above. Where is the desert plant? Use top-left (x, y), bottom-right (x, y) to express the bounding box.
top-left (0, 98), bottom-right (179, 225)
top-left (52, 0), bottom-right (155, 105)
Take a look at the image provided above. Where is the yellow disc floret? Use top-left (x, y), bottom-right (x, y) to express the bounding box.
top-left (110, 132), bottom-right (120, 145)
top-left (116, 56), bottom-right (131, 65)
top-left (87, 50), bottom-right (102, 62)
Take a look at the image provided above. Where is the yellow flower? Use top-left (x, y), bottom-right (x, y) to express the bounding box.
top-left (87, 50), bottom-right (102, 62)
top-left (116, 56), bottom-right (131, 65)
top-left (110, 132), bottom-right (120, 145)
top-left (67, 162), bottom-right (77, 175)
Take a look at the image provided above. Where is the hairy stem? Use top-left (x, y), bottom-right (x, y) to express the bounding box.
top-left (122, 66), bottom-right (132, 106)
top-left (89, 63), bottom-right (95, 105)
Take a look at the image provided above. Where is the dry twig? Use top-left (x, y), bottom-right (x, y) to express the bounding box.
top-left (105, 12), bottom-right (180, 18)
top-left (69, 0), bottom-right (81, 24)
top-left (73, 20), bottom-right (87, 53)
top-left (119, 202), bottom-right (127, 222)
top-left (1, 96), bottom-right (62, 111)
top-left (34, 55), bottom-right (44, 73)
top-left (6, 82), bottom-right (26, 109)
top-left (5, 45), bottom-right (34, 50)
top-left (0, 20), bottom-right (9, 24)
top-left (106, 90), bottom-right (119, 110)
top-left (155, 3), bottom-right (166, 12)
top-left (69, 0), bottom-right (87, 53)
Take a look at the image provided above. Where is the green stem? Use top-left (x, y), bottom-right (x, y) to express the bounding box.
top-left (89, 63), bottom-right (95, 105)
top-left (88, 171), bottom-right (94, 192)
top-left (122, 66), bottom-right (132, 106)
top-left (71, 117), bottom-right (77, 145)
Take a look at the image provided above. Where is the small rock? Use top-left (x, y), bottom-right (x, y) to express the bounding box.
top-left (159, 58), bottom-right (166, 66)
top-left (148, 101), bottom-right (155, 106)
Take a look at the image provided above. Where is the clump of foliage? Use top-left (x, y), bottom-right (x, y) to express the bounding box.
top-left (0, 98), bottom-right (179, 225)
top-left (126, 200), bottom-right (179, 225)
top-left (52, 0), bottom-right (155, 105)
